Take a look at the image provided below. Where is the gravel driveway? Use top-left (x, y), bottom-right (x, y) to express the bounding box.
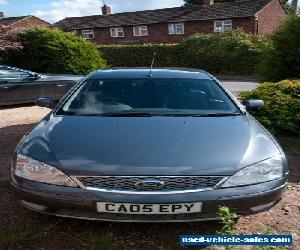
top-left (221, 80), bottom-right (260, 96)
top-left (0, 105), bottom-right (49, 128)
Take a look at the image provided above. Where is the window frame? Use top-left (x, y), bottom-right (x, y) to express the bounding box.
top-left (0, 67), bottom-right (31, 81)
top-left (81, 29), bottom-right (95, 39)
top-left (133, 25), bottom-right (148, 37)
top-left (55, 77), bottom-right (244, 116)
top-left (110, 27), bottom-right (125, 38)
top-left (168, 23), bottom-right (185, 35)
top-left (214, 20), bottom-right (232, 33)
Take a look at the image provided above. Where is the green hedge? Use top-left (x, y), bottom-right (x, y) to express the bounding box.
top-left (7, 28), bottom-right (107, 75)
top-left (4, 29), bottom-right (268, 76)
top-left (98, 44), bottom-right (177, 68)
top-left (99, 30), bottom-right (267, 75)
top-left (258, 15), bottom-right (300, 81)
top-left (176, 30), bottom-right (267, 75)
top-left (240, 80), bottom-right (300, 135)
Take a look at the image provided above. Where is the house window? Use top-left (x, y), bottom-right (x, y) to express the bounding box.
top-left (81, 29), bottom-right (94, 39)
top-left (168, 23), bottom-right (184, 35)
top-left (110, 27), bottom-right (124, 37)
top-left (133, 26), bottom-right (148, 36)
top-left (214, 20), bottom-right (232, 32)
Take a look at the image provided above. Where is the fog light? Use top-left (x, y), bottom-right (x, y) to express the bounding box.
top-left (21, 200), bottom-right (48, 211)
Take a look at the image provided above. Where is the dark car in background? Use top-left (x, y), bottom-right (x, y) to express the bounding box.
top-left (11, 68), bottom-right (288, 222)
top-left (0, 65), bottom-right (82, 106)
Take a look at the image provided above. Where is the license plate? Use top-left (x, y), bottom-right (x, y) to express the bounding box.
top-left (96, 202), bottom-right (202, 214)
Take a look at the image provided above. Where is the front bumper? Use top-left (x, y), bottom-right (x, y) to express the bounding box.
top-left (11, 176), bottom-right (287, 222)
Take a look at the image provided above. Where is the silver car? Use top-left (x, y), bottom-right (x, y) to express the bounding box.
top-left (11, 68), bottom-right (288, 222)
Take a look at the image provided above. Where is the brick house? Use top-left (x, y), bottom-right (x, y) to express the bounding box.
top-left (0, 13), bottom-right (50, 30)
top-left (54, 0), bottom-right (286, 45)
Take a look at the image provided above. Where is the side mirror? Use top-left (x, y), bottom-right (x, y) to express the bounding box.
top-left (244, 99), bottom-right (264, 111)
top-left (34, 73), bottom-right (41, 79)
top-left (28, 73), bottom-right (41, 80)
top-left (35, 98), bottom-right (57, 109)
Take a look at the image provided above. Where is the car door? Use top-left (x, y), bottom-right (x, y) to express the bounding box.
top-left (0, 78), bottom-right (9, 104)
top-left (34, 78), bottom-right (59, 100)
top-left (0, 66), bottom-right (52, 105)
top-left (54, 80), bottom-right (76, 100)
top-left (34, 78), bottom-right (73, 101)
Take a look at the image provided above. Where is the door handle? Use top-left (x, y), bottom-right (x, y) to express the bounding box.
top-left (0, 86), bottom-right (9, 89)
top-left (57, 84), bottom-right (66, 87)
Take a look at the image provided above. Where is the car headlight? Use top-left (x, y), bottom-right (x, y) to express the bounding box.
top-left (14, 154), bottom-right (78, 187)
top-left (221, 155), bottom-right (284, 188)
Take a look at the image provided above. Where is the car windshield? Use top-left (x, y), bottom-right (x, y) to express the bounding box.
top-left (57, 78), bottom-right (241, 116)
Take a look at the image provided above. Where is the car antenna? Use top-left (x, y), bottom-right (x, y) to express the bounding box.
top-left (148, 52), bottom-right (156, 78)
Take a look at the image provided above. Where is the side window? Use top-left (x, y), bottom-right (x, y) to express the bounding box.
top-left (168, 23), bottom-right (184, 35)
top-left (133, 26), bottom-right (148, 37)
top-left (214, 20), bottom-right (232, 33)
top-left (110, 27), bottom-right (124, 38)
top-left (0, 68), bottom-right (30, 80)
top-left (81, 29), bottom-right (94, 39)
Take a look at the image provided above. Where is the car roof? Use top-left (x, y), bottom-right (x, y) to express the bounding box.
top-left (89, 68), bottom-right (212, 80)
top-left (0, 65), bottom-right (37, 75)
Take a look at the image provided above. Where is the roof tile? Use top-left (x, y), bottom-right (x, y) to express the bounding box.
top-left (0, 16), bottom-right (30, 26)
top-left (54, 0), bottom-right (274, 30)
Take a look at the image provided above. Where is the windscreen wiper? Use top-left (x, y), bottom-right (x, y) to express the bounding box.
top-left (64, 112), bottom-right (242, 117)
top-left (191, 112), bottom-right (243, 117)
top-left (125, 112), bottom-right (243, 117)
top-left (78, 112), bottom-right (160, 117)
top-left (103, 112), bottom-right (159, 117)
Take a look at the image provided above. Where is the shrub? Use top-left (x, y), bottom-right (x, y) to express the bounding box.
top-left (217, 206), bottom-right (238, 235)
top-left (0, 25), bottom-right (21, 60)
top-left (258, 15), bottom-right (300, 81)
top-left (98, 30), bottom-right (267, 75)
top-left (7, 28), bottom-right (107, 75)
top-left (240, 80), bottom-right (300, 135)
top-left (176, 30), bottom-right (267, 75)
top-left (98, 44), bottom-right (177, 67)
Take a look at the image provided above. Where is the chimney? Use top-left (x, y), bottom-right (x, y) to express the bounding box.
top-left (202, 0), bottom-right (214, 5)
top-left (102, 4), bottom-right (112, 15)
top-left (0, 12), bottom-right (4, 19)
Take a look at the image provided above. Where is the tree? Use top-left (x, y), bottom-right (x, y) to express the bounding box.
top-left (0, 25), bottom-right (21, 53)
top-left (7, 28), bottom-right (107, 74)
top-left (291, 0), bottom-right (298, 11)
top-left (258, 15), bottom-right (300, 81)
top-left (282, 0), bottom-right (299, 14)
top-left (290, 0), bottom-right (300, 15)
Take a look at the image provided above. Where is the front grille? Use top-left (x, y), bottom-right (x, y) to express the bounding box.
top-left (74, 176), bottom-right (225, 193)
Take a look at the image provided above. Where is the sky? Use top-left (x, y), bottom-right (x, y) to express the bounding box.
top-left (0, 0), bottom-right (298, 24)
top-left (0, 0), bottom-right (184, 23)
